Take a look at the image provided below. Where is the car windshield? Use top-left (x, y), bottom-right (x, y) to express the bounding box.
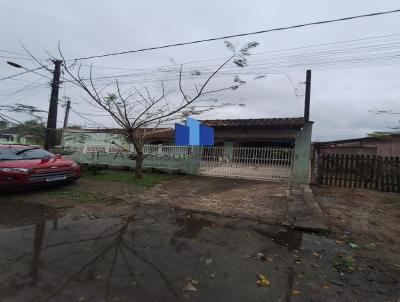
top-left (0, 148), bottom-right (55, 160)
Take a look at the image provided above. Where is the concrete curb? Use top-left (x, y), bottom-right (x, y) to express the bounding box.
top-left (299, 184), bottom-right (329, 232)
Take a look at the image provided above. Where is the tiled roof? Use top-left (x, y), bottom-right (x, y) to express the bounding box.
top-left (70, 117), bottom-right (306, 139)
top-left (201, 117), bottom-right (305, 128)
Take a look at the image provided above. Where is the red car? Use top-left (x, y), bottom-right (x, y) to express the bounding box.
top-left (0, 144), bottom-right (81, 189)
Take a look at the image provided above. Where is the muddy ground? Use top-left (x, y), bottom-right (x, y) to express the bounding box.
top-left (0, 177), bottom-right (399, 302)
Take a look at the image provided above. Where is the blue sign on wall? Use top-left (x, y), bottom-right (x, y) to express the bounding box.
top-left (175, 117), bottom-right (214, 146)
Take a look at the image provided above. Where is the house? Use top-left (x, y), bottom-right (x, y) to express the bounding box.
top-left (0, 129), bottom-right (42, 145)
top-left (63, 117), bottom-right (313, 183)
top-left (64, 117), bottom-right (307, 150)
top-left (315, 133), bottom-right (400, 157)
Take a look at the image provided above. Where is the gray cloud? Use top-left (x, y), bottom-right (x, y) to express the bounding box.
top-left (1, 0), bottom-right (400, 141)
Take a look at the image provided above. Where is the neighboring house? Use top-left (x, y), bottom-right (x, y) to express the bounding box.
top-left (0, 129), bottom-right (42, 145)
top-left (64, 117), bottom-right (308, 150)
top-left (0, 133), bottom-right (15, 143)
top-left (315, 133), bottom-right (400, 157)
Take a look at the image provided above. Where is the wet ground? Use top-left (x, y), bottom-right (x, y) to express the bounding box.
top-left (0, 202), bottom-right (399, 302)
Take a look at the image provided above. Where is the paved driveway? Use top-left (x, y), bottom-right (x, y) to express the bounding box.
top-left (74, 176), bottom-right (325, 230)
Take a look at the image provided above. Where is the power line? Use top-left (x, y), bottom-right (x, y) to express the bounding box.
top-left (0, 66), bottom-right (48, 82)
top-left (0, 49), bottom-right (30, 57)
top-left (65, 35), bottom-right (400, 85)
top-left (79, 33), bottom-right (400, 72)
top-left (73, 8), bottom-right (400, 60)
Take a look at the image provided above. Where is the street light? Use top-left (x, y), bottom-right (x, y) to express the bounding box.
top-left (6, 61), bottom-right (23, 69)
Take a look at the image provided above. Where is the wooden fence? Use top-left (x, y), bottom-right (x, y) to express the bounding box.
top-left (316, 154), bottom-right (400, 193)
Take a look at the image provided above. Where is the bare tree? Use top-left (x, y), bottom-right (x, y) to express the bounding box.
top-left (60, 41), bottom-right (258, 178)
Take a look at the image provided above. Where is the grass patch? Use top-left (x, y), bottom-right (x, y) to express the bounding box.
top-left (48, 189), bottom-right (122, 205)
top-left (82, 170), bottom-right (172, 187)
top-left (384, 196), bottom-right (400, 208)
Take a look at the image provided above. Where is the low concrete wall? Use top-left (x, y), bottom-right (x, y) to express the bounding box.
top-left (64, 152), bottom-right (200, 175)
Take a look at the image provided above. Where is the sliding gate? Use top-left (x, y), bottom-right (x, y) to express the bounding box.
top-left (200, 146), bottom-right (294, 181)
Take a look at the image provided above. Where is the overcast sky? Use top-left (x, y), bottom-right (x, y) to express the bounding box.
top-left (1, 0), bottom-right (400, 141)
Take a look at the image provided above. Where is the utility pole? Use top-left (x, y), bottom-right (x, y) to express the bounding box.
top-left (62, 99), bottom-right (71, 130)
top-left (61, 99), bottom-right (71, 148)
top-left (44, 60), bottom-right (62, 150)
top-left (304, 69), bottom-right (312, 122)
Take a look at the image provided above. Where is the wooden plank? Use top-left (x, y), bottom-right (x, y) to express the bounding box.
top-left (317, 152), bottom-right (324, 185)
top-left (366, 155), bottom-right (373, 190)
top-left (348, 154), bottom-right (353, 188)
top-left (337, 154), bottom-right (343, 187)
top-left (323, 154), bottom-right (328, 185)
top-left (327, 154), bottom-right (333, 186)
top-left (370, 155), bottom-right (375, 189)
top-left (344, 154), bottom-right (350, 188)
top-left (384, 157), bottom-right (390, 192)
top-left (362, 155), bottom-right (369, 189)
top-left (395, 157), bottom-right (400, 193)
top-left (389, 157), bottom-right (395, 193)
top-left (354, 154), bottom-right (360, 188)
top-left (340, 154), bottom-right (346, 187)
top-left (360, 155), bottom-right (366, 188)
top-left (378, 156), bottom-right (385, 192)
top-left (372, 156), bottom-right (379, 191)
top-left (332, 154), bottom-right (338, 186)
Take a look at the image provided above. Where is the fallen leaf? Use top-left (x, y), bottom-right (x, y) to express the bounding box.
top-left (335, 240), bottom-right (344, 245)
top-left (257, 274), bottom-right (271, 286)
top-left (292, 289), bottom-right (301, 295)
top-left (322, 283), bottom-right (330, 289)
top-left (349, 243), bottom-right (359, 249)
top-left (313, 252), bottom-right (321, 257)
top-left (182, 282), bottom-right (197, 291)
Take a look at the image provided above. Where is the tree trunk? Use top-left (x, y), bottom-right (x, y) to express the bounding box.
top-left (135, 153), bottom-right (144, 179)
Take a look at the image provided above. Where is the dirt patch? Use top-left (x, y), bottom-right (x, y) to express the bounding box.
top-left (174, 214), bottom-right (214, 239)
top-left (313, 185), bottom-right (400, 263)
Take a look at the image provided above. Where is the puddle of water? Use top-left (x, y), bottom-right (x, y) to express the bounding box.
top-left (0, 201), bottom-right (58, 227)
top-left (301, 233), bottom-right (345, 254)
top-left (255, 228), bottom-right (303, 250)
top-left (174, 214), bottom-right (213, 239)
top-left (0, 214), bottom-right (180, 302)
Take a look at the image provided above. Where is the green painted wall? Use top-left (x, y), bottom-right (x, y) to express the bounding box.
top-left (292, 122), bottom-right (313, 184)
top-left (223, 141), bottom-right (234, 159)
top-left (64, 152), bottom-right (201, 175)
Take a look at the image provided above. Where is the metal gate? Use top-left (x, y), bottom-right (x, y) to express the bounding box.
top-left (200, 146), bottom-right (294, 181)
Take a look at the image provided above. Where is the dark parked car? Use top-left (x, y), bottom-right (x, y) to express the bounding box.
top-left (0, 144), bottom-right (81, 189)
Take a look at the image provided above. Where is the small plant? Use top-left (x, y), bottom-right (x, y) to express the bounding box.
top-left (333, 254), bottom-right (356, 272)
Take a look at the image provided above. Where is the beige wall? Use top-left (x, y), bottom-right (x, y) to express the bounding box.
top-left (324, 138), bottom-right (400, 157)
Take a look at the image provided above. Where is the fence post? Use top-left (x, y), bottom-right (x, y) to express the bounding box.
top-left (292, 121), bottom-right (313, 184)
